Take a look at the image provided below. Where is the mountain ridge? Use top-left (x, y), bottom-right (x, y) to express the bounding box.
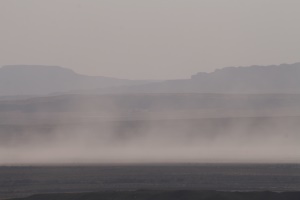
top-left (0, 65), bottom-right (148, 96)
top-left (101, 62), bottom-right (300, 94)
top-left (1, 63), bottom-right (300, 96)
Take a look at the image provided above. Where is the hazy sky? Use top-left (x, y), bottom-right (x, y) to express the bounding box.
top-left (1, 0), bottom-right (300, 79)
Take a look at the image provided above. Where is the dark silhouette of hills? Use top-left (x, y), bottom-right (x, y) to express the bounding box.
top-left (1, 63), bottom-right (300, 95)
top-left (0, 63), bottom-right (300, 98)
top-left (96, 63), bottom-right (300, 94)
top-left (190, 63), bottom-right (300, 93)
top-left (0, 65), bottom-right (148, 96)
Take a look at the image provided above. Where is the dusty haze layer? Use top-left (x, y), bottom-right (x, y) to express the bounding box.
top-left (1, 0), bottom-right (300, 79)
top-left (1, 119), bottom-right (299, 165)
top-left (0, 94), bottom-right (300, 165)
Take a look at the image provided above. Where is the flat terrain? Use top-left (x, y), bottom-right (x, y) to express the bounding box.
top-left (1, 164), bottom-right (300, 199)
top-left (10, 190), bottom-right (300, 200)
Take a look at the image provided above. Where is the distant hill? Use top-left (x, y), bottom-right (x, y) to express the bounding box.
top-left (0, 65), bottom-right (148, 96)
top-left (2, 63), bottom-right (300, 95)
top-left (95, 63), bottom-right (300, 94)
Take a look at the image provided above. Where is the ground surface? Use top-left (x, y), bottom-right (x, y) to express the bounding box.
top-left (10, 190), bottom-right (300, 200)
top-left (1, 164), bottom-right (300, 199)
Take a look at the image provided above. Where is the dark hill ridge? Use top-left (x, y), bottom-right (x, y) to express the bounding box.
top-left (190, 63), bottom-right (300, 93)
top-left (10, 190), bottom-right (300, 200)
top-left (0, 65), bottom-right (147, 96)
top-left (1, 63), bottom-right (300, 95)
top-left (96, 63), bottom-right (300, 94)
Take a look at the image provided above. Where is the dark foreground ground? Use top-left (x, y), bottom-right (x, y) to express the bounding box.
top-left (10, 190), bottom-right (300, 200)
top-left (1, 164), bottom-right (300, 199)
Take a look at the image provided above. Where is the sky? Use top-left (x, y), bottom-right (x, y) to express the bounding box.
top-left (0, 0), bottom-right (300, 79)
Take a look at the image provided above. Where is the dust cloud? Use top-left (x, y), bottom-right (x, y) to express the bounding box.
top-left (1, 112), bottom-right (299, 165)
